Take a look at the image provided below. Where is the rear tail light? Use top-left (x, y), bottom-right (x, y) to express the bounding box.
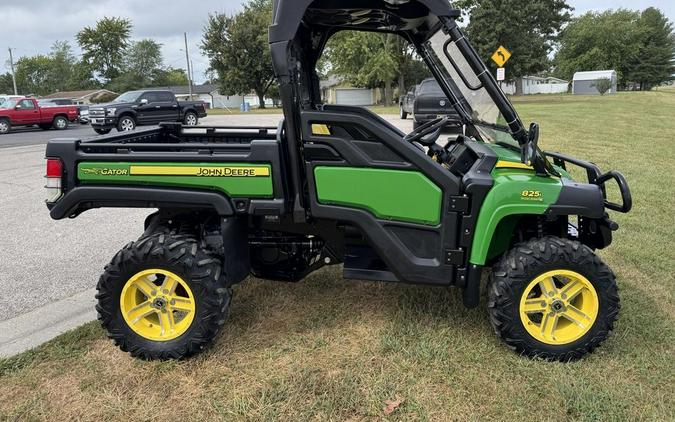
top-left (45, 158), bottom-right (63, 203)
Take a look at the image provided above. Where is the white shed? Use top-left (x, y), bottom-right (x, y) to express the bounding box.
top-left (572, 70), bottom-right (618, 95)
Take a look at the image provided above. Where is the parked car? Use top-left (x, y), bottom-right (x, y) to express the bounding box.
top-left (401, 78), bottom-right (462, 131)
top-left (0, 95), bottom-right (23, 108)
top-left (77, 105), bottom-right (90, 124)
top-left (88, 90), bottom-right (208, 134)
top-left (38, 98), bottom-right (76, 107)
top-left (398, 84), bottom-right (417, 119)
top-left (0, 97), bottom-right (78, 134)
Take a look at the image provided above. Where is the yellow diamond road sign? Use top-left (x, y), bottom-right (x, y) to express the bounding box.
top-left (491, 45), bottom-right (511, 68)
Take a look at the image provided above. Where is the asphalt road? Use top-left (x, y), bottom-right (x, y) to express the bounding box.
top-left (0, 123), bottom-right (100, 149)
top-left (0, 114), bottom-right (414, 322)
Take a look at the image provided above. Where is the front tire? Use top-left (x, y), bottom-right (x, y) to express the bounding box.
top-left (117, 116), bottom-right (136, 132)
top-left (400, 106), bottom-right (408, 119)
top-left (96, 233), bottom-right (231, 359)
top-left (0, 118), bottom-right (11, 134)
top-left (487, 236), bottom-right (619, 361)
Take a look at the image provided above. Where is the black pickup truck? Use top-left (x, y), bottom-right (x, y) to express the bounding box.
top-left (400, 78), bottom-right (461, 131)
top-left (88, 90), bottom-right (207, 134)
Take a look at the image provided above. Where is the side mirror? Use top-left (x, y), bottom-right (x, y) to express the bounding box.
top-left (15, 105), bottom-right (22, 110)
top-left (139, 99), bottom-right (149, 105)
top-left (521, 122), bottom-right (539, 166)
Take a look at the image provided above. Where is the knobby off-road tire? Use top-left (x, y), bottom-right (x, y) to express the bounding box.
top-left (488, 236), bottom-right (619, 361)
top-left (96, 233), bottom-right (231, 359)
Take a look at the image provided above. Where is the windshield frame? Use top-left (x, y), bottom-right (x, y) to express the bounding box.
top-left (414, 19), bottom-right (528, 147)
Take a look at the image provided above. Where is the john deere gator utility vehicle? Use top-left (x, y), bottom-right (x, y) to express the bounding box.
top-left (44, 0), bottom-right (632, 360)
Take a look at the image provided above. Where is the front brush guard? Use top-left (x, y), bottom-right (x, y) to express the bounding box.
top-left (545, 151), bottom-right (632, 213)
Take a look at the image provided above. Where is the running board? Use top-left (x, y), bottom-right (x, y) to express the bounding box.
top-left (343, 245), bottom-right (399, 282)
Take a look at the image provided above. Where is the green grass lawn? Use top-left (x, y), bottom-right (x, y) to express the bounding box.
top-left (1, 92), bottom-right (673, 420)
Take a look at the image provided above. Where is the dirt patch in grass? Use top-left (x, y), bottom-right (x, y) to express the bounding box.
top-left (1, 92), bottom-right (674, 420)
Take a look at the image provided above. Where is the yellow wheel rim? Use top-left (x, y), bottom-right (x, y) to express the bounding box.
top-left (519, 269), bottom-right (599, 345)
top-left (120, 269), bottom-right (196, 341)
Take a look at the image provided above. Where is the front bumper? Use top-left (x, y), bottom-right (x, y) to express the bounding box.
top-left (545, 151), bottom-right (632, 213)
top-left (90, 117), bottom-right (118, 129)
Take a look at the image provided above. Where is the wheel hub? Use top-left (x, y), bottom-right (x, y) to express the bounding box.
top-left (550, 299), bottom-right (565, 313)
top-left (152, 297), bottom-right (168, 310)
top-left (519, 270), bottom-right (599, 345)
top-left (119, 269), bottom-right (196, 341)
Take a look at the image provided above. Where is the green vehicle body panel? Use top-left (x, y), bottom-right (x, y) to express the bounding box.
top-left (469, 168), bottom-right (563, 265)
top-left (314, 166), bottom-right (442, 225)
top-left (484, 143), bottom-right (521, 163)
top-left (77, 162), bottom-right (274, 197)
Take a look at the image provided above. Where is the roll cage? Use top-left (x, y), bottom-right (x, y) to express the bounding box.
top-left (269, 0), bottom-right (539, 218)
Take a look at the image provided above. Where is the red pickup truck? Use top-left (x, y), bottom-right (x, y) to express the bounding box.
top-left (0, 98), bottom-right (78, 135)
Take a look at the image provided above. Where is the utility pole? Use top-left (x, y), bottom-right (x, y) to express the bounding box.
top-left (8, 47), bottom-right (18, 95)
top-left (184, 33), bottom-right (193, 100)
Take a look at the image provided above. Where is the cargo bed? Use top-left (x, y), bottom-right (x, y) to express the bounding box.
top-left (45, 122), bottom-right (288, 219)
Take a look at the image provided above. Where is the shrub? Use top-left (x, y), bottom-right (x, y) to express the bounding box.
top-left (592, 78), bottom-right (613, 95)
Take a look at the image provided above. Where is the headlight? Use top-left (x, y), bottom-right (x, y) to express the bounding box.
top-left (106, 108), bottom-right (116, 116)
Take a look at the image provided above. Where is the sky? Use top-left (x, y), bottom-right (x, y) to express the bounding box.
top-left (1, 0), bottom-right (673, 86)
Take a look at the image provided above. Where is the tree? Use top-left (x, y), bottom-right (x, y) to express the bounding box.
top-left (0, 73), bottom-right (14, 94)
top-left (126, 39), bottom-right (164, 86)
top-left (460, 0), bottom-right (572, 95)
top-left (326, 31), bottom-right (396, 106)
top-left (555, 8), bottom-right (675, 90)
top-left (109, 39), bottom-right (165, 91)
top-left (154, 67), bottom-right (190, 87)
top-left (68, 60), bottom-right (100, 91)
top-left (325, 31), bottom-right (428, 106)
top-left (48, 41), bottom-right (77, 92)
top-left (77, 17), bottom-right (132, 82)
top-left (14, 55), bottom-right (53, 95)
top-left (554, 10), bottom-right (643, 83)
top-left (627, 8), bottom-right (675, 90)
top-left (201, 0), bottom-right (275, 108)
top-left (591, 78), bottom-right (612, 95)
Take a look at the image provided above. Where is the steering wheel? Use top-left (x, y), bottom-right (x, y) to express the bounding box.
top-left (402, 116), bottom-right (452, 146)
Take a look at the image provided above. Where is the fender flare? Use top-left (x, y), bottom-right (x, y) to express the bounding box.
top-left (48, 186), bottom-right (235, 219)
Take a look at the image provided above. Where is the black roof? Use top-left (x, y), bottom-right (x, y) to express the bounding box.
top-left (270, 0), bottom-right (460, 44)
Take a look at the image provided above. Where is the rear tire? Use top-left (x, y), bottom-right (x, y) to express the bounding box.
top-left (53, 116), bottom-right (69, 130)
top-left (0, 118), bottom-right (11, 134)
top-left (183, 111), bottom-right (198, 126)
top-left (488, 236), bottom-right (619, 361)
top-left (96, 233), bottom-right (231, 360)
top-left (94, 128), bottom-right (112, 135)
top-left (117, 116), bottom-right (136, 132)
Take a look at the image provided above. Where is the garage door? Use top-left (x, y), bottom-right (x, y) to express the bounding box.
top-left (335, 89), bottom-right (373, 106)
